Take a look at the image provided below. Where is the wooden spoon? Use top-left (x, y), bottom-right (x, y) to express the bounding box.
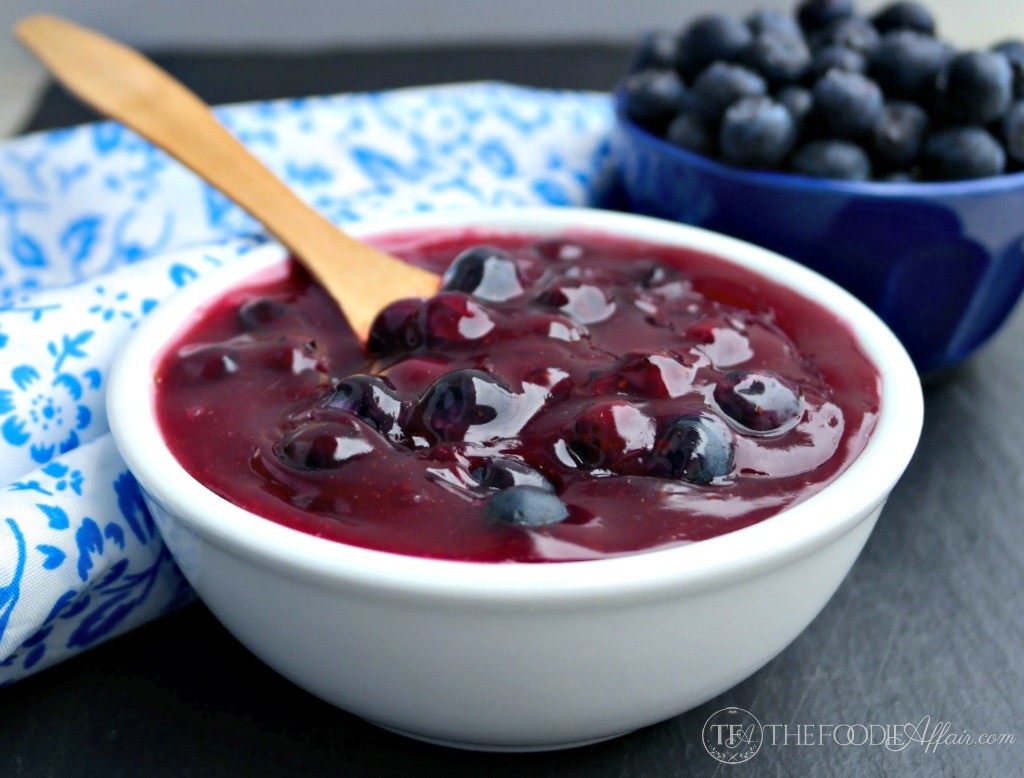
top-left (16, 14), bottom-right (440, 339)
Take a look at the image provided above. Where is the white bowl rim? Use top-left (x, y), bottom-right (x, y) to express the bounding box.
top-left (107, 206), bottom-right (923, 603)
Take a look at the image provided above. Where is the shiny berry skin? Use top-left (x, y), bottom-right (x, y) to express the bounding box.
top-left (472, 458), bottom-right (554, 492)
top-left (323, 375), bottom-right (403, 439)
top-left (872, 2), bottom-right (937, 36)
top-left (870, 31), bottom-right (954, 101)
top-left (719, 96), bottom-right (797, 169)
top-left (790, 140), bottom-right (872, 180)
top-left (484, 485), bottom-right (569, 527)
top-left (935, 51), bottom-right (1014, 126)
top-left (536, 280), bottom-right (615, 325)
top-left (421, 292), bottom-right (496, 347)
top-left (611, 350), bottom-right (700, 398)
top-left (417, 369), bottom-right (514, 443)
top-left (714, 370), bottom-right (803, 433)
top-left (440, 245), bottom-right (525, 302)
top-left (367, 298), bottom-right (423, 355)
top-left (796, 0), bottom-right (854, 33)
top-left (277, 418), bottom-right (374, 471)
top-left (869, 101), bottom-right (929, 170)
top-left (812, 69), bottom-right (884, 139)
top-left (633, 261), bottom-right (679, 289)
top-left (922, 128), bottom-right (1006, 181)
top-left (568, 401), bottom-right (655, 471)
top-left (691, 63), bottom-right (768, 127)
top-left (676, 14), bottom-right (753, 78)
top-left (650, 412), bottom-right (735, 484)
top-left (621, 69), bottom-right (688, 132)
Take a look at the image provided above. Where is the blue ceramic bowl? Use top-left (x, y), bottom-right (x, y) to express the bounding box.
top-left (612, 93), bottom-right (1024, 374)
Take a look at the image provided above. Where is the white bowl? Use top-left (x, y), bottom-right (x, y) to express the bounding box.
top-left (107, 207), bottom-right (923, 752)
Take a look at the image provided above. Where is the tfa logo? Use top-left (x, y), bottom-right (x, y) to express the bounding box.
top-left (702, 707), bottom-right (764, 764)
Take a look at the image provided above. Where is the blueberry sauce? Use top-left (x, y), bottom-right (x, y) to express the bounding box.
top-left (154, 229), bottom-right (880, 562)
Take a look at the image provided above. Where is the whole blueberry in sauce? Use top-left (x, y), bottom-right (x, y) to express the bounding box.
top-left (155, 229), bottom-right (879, 562)
top-left (650, 412), bottom-right (736, 484)
top-left (713, 370), bottom-right (803, 433)
top-left (323, 375), bottom-right (404, 440)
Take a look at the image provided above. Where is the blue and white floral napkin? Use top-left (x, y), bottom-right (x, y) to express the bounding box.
top-left (0, 82), bottom-right (614, 684)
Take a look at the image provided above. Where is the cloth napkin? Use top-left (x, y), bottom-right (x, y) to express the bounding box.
top-left (0, 82), bottom-right (614, 685)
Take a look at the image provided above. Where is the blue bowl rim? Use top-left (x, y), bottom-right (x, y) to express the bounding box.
top-left (613, 88), bottom-right (1024, 198)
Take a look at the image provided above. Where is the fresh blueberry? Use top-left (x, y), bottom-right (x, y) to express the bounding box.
top-left (807, 44), bottom-right (867, 80)
top-left (675, 14), bottom-right (753, 78)
top-left (367, 298), bottom-right (423, 355)
top-left (922, 127), bottom-right (1006, 180)
top-left (870, 30), bottom-right (954, 101)
top-left (812, 69), bottom-right (884, 139)
top-left (790, 140), bottom-right (872, 179)
top-left (796, 0), bottom-right (855, 33)
top-left (484, 485), bottom-right (569, 527)
top-left (441, 245), bottom-right (524, 302)
top-left (812, 17), bottom-right (881, 59)
top-left (323, 375), bottom-right (403, 439)
top-left (650, 412), bottom-right (735, 484)
top-left (1004, 101), bottom-right (1024, 164)
top-left (417, 369), bottom-right (514, 442)
top-left (870, 101), bottom-right (929, 169)
top-left (665, 110), bottom-right (715, 156)
top-left (237, 298), bottom-right (289, 331)
top-left (744, 28), bottom-right (812, 87)
top-left (871, 2), bottom-right (937, 36)
top-left (719, 96), bottom-right (797, 168)
top-left (934, 51), bottom-right (1014, 126)
top-left (713, 370), bottom-right (802, 433)
top-left (473, 458), bottom-right (555, 492)
top-left (778, 85), bottom-right (814, 130)
top-left (746, 10), bottom-right (802, 40)
top-left (993, 40), bottom-right (1024, 98)
top-left (277, 419), bottom-right (374, 471)
top-left (621, 69), bottom-right (688, 132)
top-left (691, 62), bottom-right (768, 127)
top-left (628, 32), bottom-right (678, 73)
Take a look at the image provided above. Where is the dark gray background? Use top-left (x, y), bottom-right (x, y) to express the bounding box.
top-left (2, 45), bottom-right (1022, 777)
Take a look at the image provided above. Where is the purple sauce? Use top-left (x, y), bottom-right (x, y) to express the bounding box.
top-left (154, 228), bottom-right (880, 562)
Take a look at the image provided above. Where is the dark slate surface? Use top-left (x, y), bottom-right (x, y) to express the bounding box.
top-left (3, 46), bottom-right (1022, 777)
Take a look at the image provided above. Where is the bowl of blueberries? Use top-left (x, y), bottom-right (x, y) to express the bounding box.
top-left (108, 206), bottom-right (922, 751)
top-left (614, 0), bottom-right (1024, 374)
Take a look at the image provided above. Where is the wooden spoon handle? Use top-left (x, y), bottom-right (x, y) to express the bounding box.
top-left (16, 14), bottom-right (439, 338)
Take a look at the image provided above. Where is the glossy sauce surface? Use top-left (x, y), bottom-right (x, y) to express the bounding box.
top-left (155, 229), bottom-right (880, 562)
